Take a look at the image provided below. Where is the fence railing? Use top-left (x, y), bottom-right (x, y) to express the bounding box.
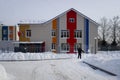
top-left (14, 46), bottom-right (45, 53)
top-left (98, 46), bottom-right (120, 51)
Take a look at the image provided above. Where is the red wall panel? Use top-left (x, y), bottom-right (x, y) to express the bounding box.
top-left (67, 10), bottom-right (77, 53)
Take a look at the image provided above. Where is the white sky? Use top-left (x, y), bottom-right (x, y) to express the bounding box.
top-left (0, 0), bottom-right (120, 25)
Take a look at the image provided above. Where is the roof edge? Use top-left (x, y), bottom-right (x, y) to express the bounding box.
top-left (44, 8), bottom-right (99, 26)
top-left (18, 8), bottom-right (99, 26)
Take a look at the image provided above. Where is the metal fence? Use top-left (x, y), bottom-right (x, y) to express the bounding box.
top-left (98, 46), bottom-right (120, 51)
top-left (14, 46), bottom-right (45, 53)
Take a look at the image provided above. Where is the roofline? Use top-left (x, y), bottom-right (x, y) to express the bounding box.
top-left (18, 8), bottom-right (99, 26)
top-left (1, 25), bottom-right (17, 27)
top-left (18, 23), bottom-right (44, 25)
top-left (13, 41), bottom-right (44, 44)
top-left (71, 8), bottom-right (99, 26)
top-left (44, 8), bottom-right (99, 26)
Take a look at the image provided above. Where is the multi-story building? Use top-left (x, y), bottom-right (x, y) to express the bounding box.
top-left (17, 8), bottom-right (98, 53)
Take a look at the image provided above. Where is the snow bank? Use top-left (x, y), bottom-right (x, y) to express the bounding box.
top-left (0, 64), bottom-right (8, 80)
top-left (82, 51), bottom-right (120, 61)
top-left (0, 52), bottom-right (76, 60)
top-left (83, 51), bottom-right (120, 78)
top-left (0, 51), bottom-right (120, 61)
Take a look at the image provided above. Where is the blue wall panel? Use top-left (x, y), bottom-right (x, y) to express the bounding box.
top-left (84, 18), bottom-right (89, 53)
top-left (2, 26), bottom-right (8, 40)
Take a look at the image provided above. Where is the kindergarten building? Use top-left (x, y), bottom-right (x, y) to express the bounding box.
top-left (0, 24), bottom-right (17, 51)
top-left (17, 8), bottom-right (98, 53)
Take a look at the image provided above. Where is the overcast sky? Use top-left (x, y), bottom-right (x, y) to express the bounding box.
top-left (0, 0), bottom-right (120, 25)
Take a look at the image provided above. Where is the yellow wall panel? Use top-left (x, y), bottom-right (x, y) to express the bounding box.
top-left (52, 19), bottom-right (57, 53)
top-left (52, 19), bottom-right (57, 30)
top-left (52, 50), bottom-right (57, 53)
top-left (19, 24), bottom-right (30, 42)
top-left (9, 26), bottom-right (14, 40)
top-left (52, 37), bottom-right (57, 43)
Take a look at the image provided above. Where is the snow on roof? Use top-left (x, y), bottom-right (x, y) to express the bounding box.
top-left (13, 41), bottom-right (44, 44)
top-left (45, 8), bottom-right (99, 26)
top-left (18, 8), bottom-right (99, 26)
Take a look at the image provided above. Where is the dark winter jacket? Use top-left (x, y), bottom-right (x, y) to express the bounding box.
top-left (77, 48), bottom-right (84, 53)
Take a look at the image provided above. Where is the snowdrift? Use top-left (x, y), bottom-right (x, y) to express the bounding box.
top-left (0, 64), bottom-right (8, 80)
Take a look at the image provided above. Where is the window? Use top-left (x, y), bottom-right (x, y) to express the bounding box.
top-left (3, 37), bottom-right (7, 40)
top-left (69, 18), bottom-right (75, 23)
top-left (61, 30), bottom-right (69, 38)
top-left (52, 43), bottom-right (56, 50)
top-left (52, 30), bottom-right (56, 37)
top-left (61, 43), bottom-right (69, 51)
top-left (26, 30), bottom-right (31, 37)
top-left (74, 30), bottom-right (82, 38)
top-left (3, 30), bottom-right (7, 35)
top-left (9, 30), bottom-right (13, 34)
top-left (74, 43), bottom-right (82, 51)
top-left (10, 38), bottom-right (13, 41)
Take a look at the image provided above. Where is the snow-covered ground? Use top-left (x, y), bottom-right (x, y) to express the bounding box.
top-left (0, 51), bottom-right (120, 80)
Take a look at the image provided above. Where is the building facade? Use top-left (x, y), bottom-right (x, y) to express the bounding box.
top-left (18, 8), bottom-right (98, 53)
top-left (0, 25), bottom-right (17, 52)
top-left (0, 25), bottom-right (16, 41)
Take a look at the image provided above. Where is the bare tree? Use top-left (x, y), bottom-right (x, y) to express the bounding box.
top-left (109, 16), bottom-right (120, 46)
top-left (98, 17), bottom-right (110, 45)
top-left (117, 19), bottom-right (120, 46)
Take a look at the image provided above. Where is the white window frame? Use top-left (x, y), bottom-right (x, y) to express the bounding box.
top-left (26, 30), bottom-right (31, 38)
top-left (3, 37), bottom-right (7, 41)
top-left (51, 43), bottom-right (56, 50)
top-left (10, 38), bottom-right (13, 41)
top-left (61, 30), bottom-right (69, 38)
top-left (61, 43), bottom-right (69, 52)
top-left (3, 30), bottom-right (7, 35)
top-left (52, 30), bottom-right (56, 37)
top-left (74, 43), bottom-right (82, 52)
top-left (74, 30), bottom-right (82, 38)
top-left (9, 30), bottom-right (13, 34)
top-left (69, 18), bottom-right (75, 23)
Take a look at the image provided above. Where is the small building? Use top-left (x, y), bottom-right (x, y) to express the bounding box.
top-left (0, 25), bottom-right (17, 52)
top-left (17, 8), bottom-right (98, 53)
